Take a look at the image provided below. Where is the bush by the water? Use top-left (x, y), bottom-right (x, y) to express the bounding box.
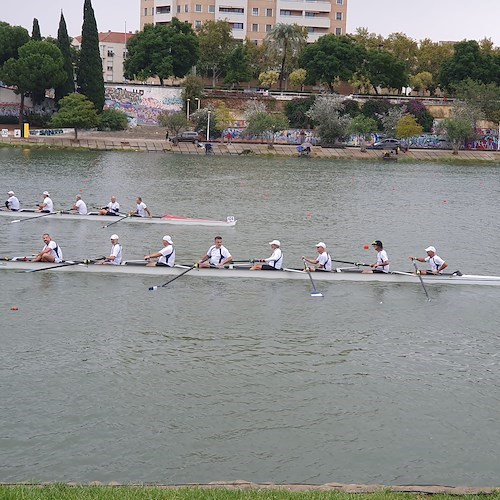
top-left (98, 109), bottom-right (129, 131)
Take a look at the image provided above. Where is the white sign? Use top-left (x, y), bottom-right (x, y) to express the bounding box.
top-left (14, 129), bottom-right (21, 138)
top-left (1, 129), bottom-right (8, 138)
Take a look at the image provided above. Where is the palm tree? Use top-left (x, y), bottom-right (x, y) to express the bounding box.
top-left (265, 23), bottom-right (307, 91)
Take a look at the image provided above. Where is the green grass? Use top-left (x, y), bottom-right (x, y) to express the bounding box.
top-left (0, 486), bottom-right (499, 500)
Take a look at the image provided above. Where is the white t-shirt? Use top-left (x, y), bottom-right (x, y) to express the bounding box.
top-left (136, 202), bottom-right (148, 217)
top-left (7, 195), bottom-right (20, 210)
top-left (376, 250), bottom-right (389, 273)
top-left (158, 244), bottom-right (175, 266)
top-left (107, 201), bottom-right (120, 213)
top-left (317, 252), bottom-right (332, 271)
top-left (75, 199), bottom-right (87, 215)
top-left (425, 254), bottom-right (445, 273)
top-left (43, 240), bottom-right (63, 263)
top-left (41, 196), bottom-right (54, 212)
top-left (109, 243), bottom-right (122, 265)
top-left (206, 244), bottom-right (231, 266)
top-left (265, 248), bottom-right (283, 269)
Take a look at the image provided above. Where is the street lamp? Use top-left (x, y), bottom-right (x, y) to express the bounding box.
top-left (186, 98), bottom-right (190, 119)
top-left (207, 110), bottom-right (211, 141)
top-left (195, 97), bottom-right (200, 111)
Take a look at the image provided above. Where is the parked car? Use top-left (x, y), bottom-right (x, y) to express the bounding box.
top-left (170, 131), bottom-right (201, 144)
top-left (369, 138), bottom-right (400, 150)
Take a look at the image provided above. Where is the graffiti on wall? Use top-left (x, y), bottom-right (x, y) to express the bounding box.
top-left (104, 85), bottom-right (183, 125)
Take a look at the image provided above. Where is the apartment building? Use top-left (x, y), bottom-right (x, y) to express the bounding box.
top-left (140, 0), bottom-right (347, 43)
top-left (72, 31), bottom-right (135, 83)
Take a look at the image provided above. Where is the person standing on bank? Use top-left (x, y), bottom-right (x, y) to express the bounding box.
top-left (5, 191), bottom-right (20, 211)
top-left (250, 240), bottom-right (284, 270)
top-left (302, 242), bottom-right (332, 271)
top-left (198, 236), bottom-right (233, 268)
top-left (363, 240), bottom-right (390, 273)
top-left (409, 246), bottom-right (448, 274)
top-left (145, 235), bottom-right (175, 267)
top-left (99, 234), bottom-right (123, 265)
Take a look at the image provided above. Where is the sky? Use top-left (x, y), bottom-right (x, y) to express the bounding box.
top-left (1, 0), bottom-right (500, 45)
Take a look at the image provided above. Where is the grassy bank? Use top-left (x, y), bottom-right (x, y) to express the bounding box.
top-left (0, 485), bottom-right (499, 500)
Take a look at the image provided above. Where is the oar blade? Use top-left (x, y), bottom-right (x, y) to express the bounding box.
top-left (149, 285), bottom-right (159, 291)
top-left (9, 220), bottom-right (21, 224)
top-left (311, 290), bottom-right (323, 297)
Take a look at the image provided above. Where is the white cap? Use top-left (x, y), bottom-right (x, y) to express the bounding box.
top-left (425, 246), bottom-right (436, 253)
top-left (43, 191), bottom-right (50, 195)
top-left (163, 235), bottom-right (173, 244)
top-left (315, 242), bottom-right (326, 249)
top-left (269, 239), bottom-right (280, 246)
top-left (110, 234), bottom-right (119, 240)
top-left (8, 190), bottom-right (14, 195)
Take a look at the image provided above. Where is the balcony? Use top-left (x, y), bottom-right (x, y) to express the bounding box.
top-left (277, 15), bottom-right (330, 28)
top-left (155, 12), bottom-right (173, 23)
top-left (278, 0), bottom-right (331, 13)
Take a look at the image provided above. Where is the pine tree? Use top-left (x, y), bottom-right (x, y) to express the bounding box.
top-left (55, 12), bottom-right (75, 101)
top-left (32, 18), bottom-right (41, 40)
top-left (76, 0), bottom-right (104, 112)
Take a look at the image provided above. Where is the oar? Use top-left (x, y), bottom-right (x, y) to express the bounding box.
top-left (332, 259), bottom-right (370, 267)
top-left (411, 258), bottom-right (431, 301)
top-left (149, 264), bottom-right (197, 291)
top-left (303, 259), bottom-right (323, 297)
top-left (24, 257), bottom-right (106, 273)
top-left (9, 211), bottom-right (59, 224)
top-left (101, 213), bottom-right (130, 228)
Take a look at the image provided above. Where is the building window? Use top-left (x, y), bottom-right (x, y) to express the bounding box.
top-left (157, 5), bottom-right (171, 13)
top-left (336, 12), bottom-right (342, 20)
top-left (144, 8), bottom-right (148, 16)
top-left (220, 7), bottom-right (244, 13)
top-left (107, 50), bottom-right (114, 57)
top-left (305, 11), bottom-right (315, 17)
top-left (252, 23), bottom-right (258, 32)
top-left (107, 66), bottom-right (113, 71)
top-left (266, 8), bottom-right (273, 16)
top-left (185, 4), bottom-right (189, 12)
top-left (209, 4), bottom-right (215, 12)
top-left (252, 7), bottom-right (259, 15)
top-left (195, 4), bottom-right (202, 11)
top-left (280, 10), bottom-right (291, 16)
top-left (195, 20), bottom-right (202, 28)
top-left (177, 5), bottom-right (181, 12)
top-left (232, 23), bottom-right (244, 29)
top-left (265, 24), bottom-right (272, 32)
top-left (335, 27), bottom-right (342, 35)
top-left (336, 0), bottom-right (343, 4)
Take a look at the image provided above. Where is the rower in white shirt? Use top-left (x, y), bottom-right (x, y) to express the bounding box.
top-left (99, 196), bottom-right (120, 216)
top-left (130, 196), bottom-right (151, 218)
top-left (198, 236), bottom-right (233, 268)
top-left (302, 242), bottom-right (332, 271)
top-left (71, 195), bottom-right (88, 215)
top-left (99, 234), bottom-right (123, 265)
top-left (250, 240), bottom-right (284, 270)
top-left (363, 240), bottom-right (390, 273)
top-left (409, 246), bottom-right (448, 275)
top-left (145, 235), bottom-right (175, 267)
top-left (37, 191), bottom-right (54, 213)
top-left (5, 190), bottom-right (20, 211)
top-left (33, 233), bottom-right (63, 263)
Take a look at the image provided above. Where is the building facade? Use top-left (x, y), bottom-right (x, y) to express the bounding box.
top-left (140, 0), bottom-right (347, 43)
top-left (72, 31), bottom-right (135, 83)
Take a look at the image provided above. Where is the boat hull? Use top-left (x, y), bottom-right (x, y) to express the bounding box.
top-left (2, 260), bottom-right (500, 286)
top-left (0, 210), bottom-right (236, 227)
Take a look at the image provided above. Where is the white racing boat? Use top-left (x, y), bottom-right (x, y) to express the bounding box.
top-left (2, 259), bottom-right (500, 286)
top-left (0, 210), bottom-right (237, 227)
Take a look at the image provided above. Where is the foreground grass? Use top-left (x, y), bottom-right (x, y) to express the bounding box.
top-left (0, 486), bottom-right (499, 500)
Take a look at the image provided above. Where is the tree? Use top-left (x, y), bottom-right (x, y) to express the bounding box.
top-left (181, 75), bottom-right (204, 111)
top-left (245, 41), bottom-right (268, 80)
top-left (405, 100), bottom-right (434, 132)
top-left (264, 23), bottom-right (307, 91)
top-left (349, 71), bottom-right (371, 94)
top-left (50, 93), bottom-right (99, 139)
top-left (380, 106), bottom-right (406, 137)
top-left (77, 0), bottom-right (105, 111)
top-left (306, 94), bottom-right (351, 145)
top-left (197, 20), bottom-right (235, 87)
top-left (98, 108), bottom-right (128, 131)
top-left (300, 35), bottom-right (366, 92)
top-left (365, 49), bottom-right (408, 94)
top-left (1, 40), bottom-right (66, 125)
top-left (288, 68), bottom-right (306, 91)
top-left (215, 103), bottom-right (234, 140)
top-left (415, 39), bottom-right (453, 92)
top-left (453, 78), bottom-right (500, 123)
top-left (0, 22), bottom-right (30, 66)
top-left (31, 18), bottom-right (41, 40)
top-left (352, 27), bottom-right (385, 51)
top-left (157, 111), bottom-right (188, 137)
top-left (410, 71), bottom-right (433, 95)
top-left (383, 32), bottom-right (418, 74)
top-left (125, 20), bottom-right (199, 85)
top-left (224, 44), bottom-right (252, 87)
top-left (395, 114), bottom-right (423, 148)
top-left (360, 98), bottom-right (393, 129)
top-left (348, 115), bottom-right (379, 151)
top-left (284, 96), bottom-right (315, 129)
top-left (55, 12), bottom-right (75, 101)
top-left (259, 70), bottom-right (279, 88)
top-left (245, 112), bottom-right (289, 144)
top-left (438, 116), bottom-right (475, 154)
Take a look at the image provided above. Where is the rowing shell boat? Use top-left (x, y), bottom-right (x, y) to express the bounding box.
top-left (0, 210), bottom-right (236, 227)
top-left (2, 260), bottom-right (500, 286)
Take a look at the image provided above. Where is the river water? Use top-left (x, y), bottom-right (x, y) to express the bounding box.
top-left (1, 147), bottom-right (499, 486)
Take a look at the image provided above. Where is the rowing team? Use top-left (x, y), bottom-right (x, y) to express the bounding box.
top-left (31, 233), bottom-right (448, 275)
top-left (5, 191), bottom-right (153, 218)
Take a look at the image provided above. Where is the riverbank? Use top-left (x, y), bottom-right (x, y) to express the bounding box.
top-left (1, 130), bottom-right (500, 162)
top-left (1, 483), bottom-right (499, 497)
